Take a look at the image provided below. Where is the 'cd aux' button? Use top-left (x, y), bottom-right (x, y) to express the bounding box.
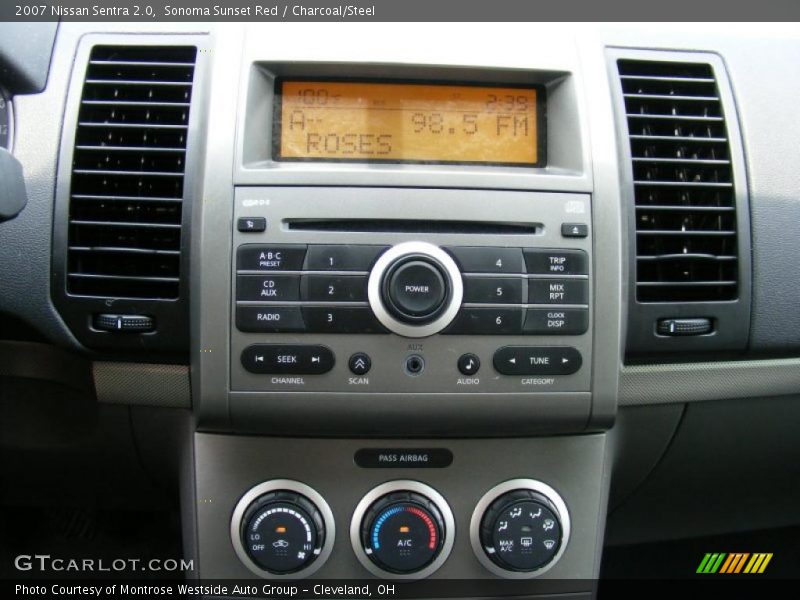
top-left (241, 344), bottom-right (334, 375)
top-left (237, 274), bottom-right (300, 302)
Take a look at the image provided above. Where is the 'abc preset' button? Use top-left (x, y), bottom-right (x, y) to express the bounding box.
top-left (241, 344), bottom-right (334, 375)
top-left (237, 244), bottom-right (307, 271)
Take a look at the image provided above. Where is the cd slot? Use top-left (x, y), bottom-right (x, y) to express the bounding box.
top-left (284, 219), bottom-right (541, 235)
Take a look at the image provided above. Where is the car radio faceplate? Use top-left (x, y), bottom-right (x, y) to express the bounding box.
top-left (230, 187), bottom-right (592, 395)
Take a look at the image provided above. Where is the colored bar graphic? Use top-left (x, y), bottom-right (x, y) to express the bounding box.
top-left (697, 553), bottom-right (714, 573)
top-left (699, 552), bottom-right (773, 574)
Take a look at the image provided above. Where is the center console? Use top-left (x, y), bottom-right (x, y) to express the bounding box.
top-left (189, 27), bottom-right (622, 597)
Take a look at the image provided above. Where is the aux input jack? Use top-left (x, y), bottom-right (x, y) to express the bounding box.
top-left (405, 354), bottom-right (425, 376)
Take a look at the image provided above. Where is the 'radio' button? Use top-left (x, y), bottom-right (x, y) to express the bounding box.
top-left (236, 306), bottom-right (306, 333)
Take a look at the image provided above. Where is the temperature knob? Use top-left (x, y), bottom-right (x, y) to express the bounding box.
top-left (351, 481), bottom-right (455, 579)
top-left (241, 491), bottom-right (325, 574)
top-left (231, 480), bottom-right (334, 579)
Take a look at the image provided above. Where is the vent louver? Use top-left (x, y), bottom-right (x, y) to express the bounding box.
top-left (618, 59), bottom-right (738, 303)
top-left (66, 45), bottom-right (197, 299)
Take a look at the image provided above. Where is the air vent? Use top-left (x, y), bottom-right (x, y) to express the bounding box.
top-left (66, 45), bottom-right (197, 299)
top-left (618, 59), bottom-right (738, 303)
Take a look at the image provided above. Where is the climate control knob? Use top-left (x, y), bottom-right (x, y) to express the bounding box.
top-left (368, 242), bottom-right (463, 338)
top-left (231, 480), bottom-right (334, 579)
top-left (471, 479), bottom-right (570, 578)
top-left (351, 481), bottom-right (455, 579)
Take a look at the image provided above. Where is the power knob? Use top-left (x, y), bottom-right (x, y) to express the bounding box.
top-left (368, 242), bottom-right (463, 338)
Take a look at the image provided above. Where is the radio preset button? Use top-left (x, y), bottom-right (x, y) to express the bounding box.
top-left (523, 308), bottom-right (589, 335)
top-left (493, 346), bottom-right (582, 376)
top-left (237, 244), bottom-right (307, 271)
top-left (444, 308), bottom-right (523, 335)
top-left (302, 274), bottom-right (368, 302)
top-left (236, 306), bottom-right (306, 333)
top-left (528, 279), bottom-right (588, 305)
top-left (445, 247), bottom-right (524, 274)
top-left (237, 274), bottom-right (300, 302)
top-left (305, 245), bottom-right (389, 271)
top-left (463, 276), bottom-right (523, 304)
top-left (241, 344), bottom-right (334, 375)
top-left (524, 249), bottom-right (588, 276)
top-left (302, 307), bottom-right (389, 334)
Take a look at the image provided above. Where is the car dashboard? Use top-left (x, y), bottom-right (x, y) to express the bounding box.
top-left (1, 21), bottom-right (799, 595)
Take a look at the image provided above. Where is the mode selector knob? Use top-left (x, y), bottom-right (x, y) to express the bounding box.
top-left (470, 479), bottom-right (571, 578)
top-left (368, 242), bottom-right (463, 338)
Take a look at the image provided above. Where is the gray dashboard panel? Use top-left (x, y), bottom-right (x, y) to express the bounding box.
top-left (619, 357), bottom-right (800, 406)
top-left (193, 433), bottom-right (609, 581)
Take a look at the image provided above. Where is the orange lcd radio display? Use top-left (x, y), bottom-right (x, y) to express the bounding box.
top-left (275, 80), bottom-right (544, 167)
